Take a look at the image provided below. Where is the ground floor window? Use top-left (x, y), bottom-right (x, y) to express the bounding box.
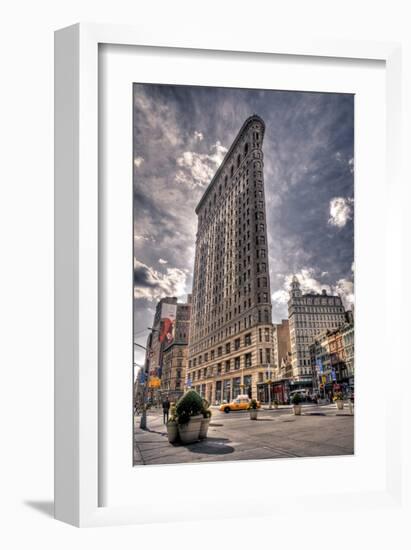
top-left (232, 377), bottom-right (241, 398)
top-left (215, 380), bottom-right (222, 403)
top-left (244, 375), bottom-right (252, 397)
top-left (223, 379), bottom-right (231, 402)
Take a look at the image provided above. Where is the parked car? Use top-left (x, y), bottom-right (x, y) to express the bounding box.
top-left (219, 395), bottom-right (261, 413)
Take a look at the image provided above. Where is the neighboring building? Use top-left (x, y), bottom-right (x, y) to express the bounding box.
top-left (187, 115), bottom-right (274, 403)
top-left (272, 319), bottom-right (292, 380)
top-left (143, 296), bottom-right (191, 403)
top-left (288, 276), bottom-right (346, 389)
top-left (341, 323), bottom-right (354, 386)
top-left (309, 322), bottom-right (355, 393)
top-left (161, 297), bottom-right (192, 402)
top-left (148, 296), bottom-right (178, 381)
top-left (134, 367), bottom-right (147, 409)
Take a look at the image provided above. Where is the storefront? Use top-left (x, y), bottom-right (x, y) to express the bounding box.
top-left (232, 377), bottom-right (241, 398)
top-left (215, 380), bottom-right (222, 403)
top-left (243, 375), bottom-right (252, 397)
top-left (257, 379), bottom-right (290, 404)
top-left (222, 379), bottom-right (231, 402)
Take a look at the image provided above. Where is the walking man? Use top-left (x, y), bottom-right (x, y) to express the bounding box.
top-left (162, 397), bottom-right (170, 424)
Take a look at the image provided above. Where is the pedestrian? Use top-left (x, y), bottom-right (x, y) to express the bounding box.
top-left (162, 397), bottom-right (170, 424)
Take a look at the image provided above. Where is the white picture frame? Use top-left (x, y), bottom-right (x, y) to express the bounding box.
top-left (54, 23), bottom-right (406, 528)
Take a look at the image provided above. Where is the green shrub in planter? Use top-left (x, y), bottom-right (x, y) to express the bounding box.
top-left (291, 393), bottom-right (302, 405)
top-left (249, 398), bottom-right (258, 410)
top-left (176, 390), bottom-right (204, 425)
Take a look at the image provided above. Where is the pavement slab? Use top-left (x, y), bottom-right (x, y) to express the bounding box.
top-left (134, 404), bottom-right (354, 466)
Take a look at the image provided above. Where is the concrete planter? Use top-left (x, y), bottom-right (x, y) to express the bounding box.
top-left (166, 421), bottom-right (179, 443)
top-left (249, 409), bottom-right (258, 420)
top-left (335, 399), bottom-right (344, 410)
top-left (293, 404), bottom-right (302, 415)
top-left (178, 415), bottom-right (202, 444)
top-left (199, 417), bottom-right (210, 439)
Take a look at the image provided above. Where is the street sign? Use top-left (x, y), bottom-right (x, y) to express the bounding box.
top-left (148, 376), bottom-right (161, 388)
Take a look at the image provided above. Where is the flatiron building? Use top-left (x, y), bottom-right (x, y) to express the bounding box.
top-left (187, 115), bottom-right (274, 403)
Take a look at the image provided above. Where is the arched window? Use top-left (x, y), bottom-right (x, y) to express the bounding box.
top-left (230, 165), bottom-right (234, 178)
top-left (237, 154), bottom-right (241, 167)
top-left (244, 143), bottom-right (249, 156)
top-left (224, 175), bottom-right (228, 187)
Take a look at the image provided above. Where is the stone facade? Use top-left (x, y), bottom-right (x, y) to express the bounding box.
top-left (187, 115), bottom-right (274, 403)
top-left (161, 299), bottom-right (191, 401)
top-left (273, 319), bottom-right (292, 380)
top-left (288, 276), bottom-right (346, 386)
top-left (309, 322), bottom-right (355, 390)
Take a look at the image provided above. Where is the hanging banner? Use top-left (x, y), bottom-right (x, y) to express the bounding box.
top-left (159, 302), bottom-right (177, 345)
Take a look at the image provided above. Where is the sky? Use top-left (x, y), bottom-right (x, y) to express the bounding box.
top-left (133, 83), bottom-right (354, 366)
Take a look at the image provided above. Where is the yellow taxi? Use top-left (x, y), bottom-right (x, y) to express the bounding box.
top-left (219, 394), bottom-right (261, 413)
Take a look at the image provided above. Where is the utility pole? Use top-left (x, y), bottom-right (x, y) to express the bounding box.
top-left (134, 342), bottom-right (149, 430)
top-left (134, 327), bottom-right (160, 430)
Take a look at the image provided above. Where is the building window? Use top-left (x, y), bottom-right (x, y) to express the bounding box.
top-left (244, 333), bottom-right (251, 346)
top-left (225, 361), bottom-right (230, 373)
top-left (225, 342), bottom-right (231, 354)
top-left (234, 357), bottom-right (241, 370)
top-left (264, 327), bottom-right (270, 342)
top-left (234, 338), bottom-right (241, 350)
top-left (245, 353), bottom-right (252, 368)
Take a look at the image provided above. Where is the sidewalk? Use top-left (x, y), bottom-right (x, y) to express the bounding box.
top-left (134, 405), bottom-right (354, 466)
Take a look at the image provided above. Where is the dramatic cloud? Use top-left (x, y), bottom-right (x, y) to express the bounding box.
top-left (134, 259), bottom-right (187, 302)
top-left (134, 156), bottom-right (144, 168)
top-left (133, 83), bottom-right (354, 329)
top-left (272, 268), bottom-right (354, 321)
top-left (334, 278), bottom-right (354, 309)
top-left (328, 197), bottom-right (354, 228)
top-left (175, 141), bottom-right (228, 189)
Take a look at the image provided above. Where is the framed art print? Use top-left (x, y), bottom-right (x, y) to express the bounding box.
top-left (55, 23), bottom-right (405, 528)
top-left (132, 83), bottom-right (355, 467)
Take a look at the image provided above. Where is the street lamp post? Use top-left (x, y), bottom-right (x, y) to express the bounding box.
top-left (134, 342), bottom-right (149, 430)
top-left (134, 327), bottom-right (161, 430)
top-left (240, 361), bottom-right (245, 396)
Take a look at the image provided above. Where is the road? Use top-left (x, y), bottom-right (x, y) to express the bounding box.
top-left (133, 403), bottom-right (354, 466)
